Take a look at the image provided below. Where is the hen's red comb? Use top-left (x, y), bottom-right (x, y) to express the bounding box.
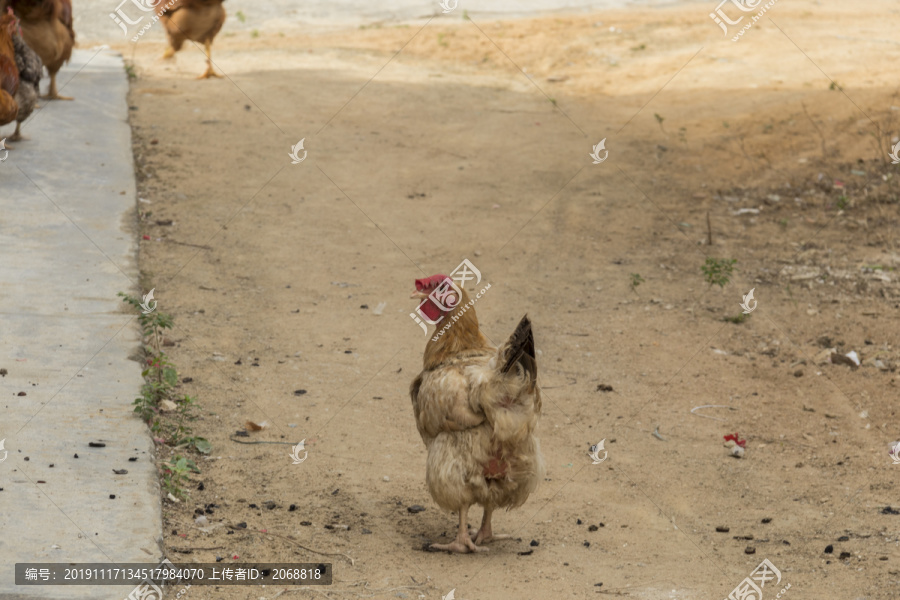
top-left (415, 274), bottom-right (450, 292)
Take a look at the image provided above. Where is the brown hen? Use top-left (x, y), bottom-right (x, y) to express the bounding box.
top-left (0, 9), bottom-right (18, 126)
top-left (1, 0), bottom-right (74, 100)
top-left (410, 274), bottom-right (544, 553)
top-left (158, 0), bottom-right (226, 79)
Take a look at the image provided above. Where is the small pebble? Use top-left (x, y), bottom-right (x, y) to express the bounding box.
top-left (109, 495), bottom-right (116, 499)
top-left (793, 369), bottom-right (803, 377)
top-left (289, 504), bottom-right (297, 512)
top-left (407, 505), bottom-right (425, 514)
top-left (383, 476), bottom-right (390, 482)
top-left (761, 518), bottom-right (772, 524)
top-left (839, 551), bottom-right (851, 560)
top-left (837, 535), bottom-right (849, 541)
top-left (576, 519), bottom-right (582, 525)
top-left (716, 526), bottom-right (730, 532)
top-left (588, 525), bottom-right (599, 532)
top-left (824, 544), bottom-right (834, 554)
top-left (300, 521), bottom-right (312, 526)
top-left (530, 540), bottom-right (539, 547)
top-left (744, 546), bottom-right (756, 555)
top-left (73, 454), bottom-right (78, 458)
top-left (583, 541), bottom-right (590, 547)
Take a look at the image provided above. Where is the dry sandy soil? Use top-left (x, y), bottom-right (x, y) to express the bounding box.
top-left (117, 1), bottom-right (900, 598)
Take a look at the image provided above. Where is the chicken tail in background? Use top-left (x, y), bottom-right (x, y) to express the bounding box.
top-left (0, 9), bottom-right (20, 126)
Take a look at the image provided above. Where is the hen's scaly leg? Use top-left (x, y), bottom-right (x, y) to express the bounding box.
top-left (9, 121), bottom-right (24, 142)
top-left (43, 73), bottom-right (73, 101)
top-left (470, 506), bottom-right (513, 545)
top-left (430, 505), bottom-right (487, 554)
top-left (197, 41), bottom-right (223, 79)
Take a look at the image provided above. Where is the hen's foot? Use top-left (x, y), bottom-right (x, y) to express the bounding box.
top-left (162, 47), bottom-right (175, 59)
top-left (197, 67), bottom-right (223, 79)
top-left (41, 93), bottom-right (73, 101)
top-left (469, 528), bottom-right (513, 545)
top-left (431, 536), bottom-right (487, 554)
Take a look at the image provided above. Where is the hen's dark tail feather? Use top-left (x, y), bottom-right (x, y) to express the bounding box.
top-left (500, 315), bottom-right (537, 382)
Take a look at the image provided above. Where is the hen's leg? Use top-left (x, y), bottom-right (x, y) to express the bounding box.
top-left (430, 505), bottom-right (487, 553)
top-left (9, 121), bottom-right (24, 142)
top-left (43, 72), bottom-right (73, 101)
top-left (197, 41), bottom-right (223, 79)
top-left (470, 506), bottom-right (513, 544)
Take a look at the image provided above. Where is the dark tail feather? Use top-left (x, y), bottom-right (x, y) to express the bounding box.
top-left (500, 315), bottom-right (537, 381)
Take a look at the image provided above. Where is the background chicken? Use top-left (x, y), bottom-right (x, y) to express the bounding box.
top-left (409, 274), bottom-right (544, 553)
top-left (157, 0), bottom-right (226, 79)
top-left (10, 9), bottom-right (40, 141)
top-left (1, 0), bottom-right (73, 101)
top-left (0, 9), bottom-right (18, 127)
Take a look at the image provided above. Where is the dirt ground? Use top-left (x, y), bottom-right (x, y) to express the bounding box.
top-left (119, 1), bottom-right (899, 598)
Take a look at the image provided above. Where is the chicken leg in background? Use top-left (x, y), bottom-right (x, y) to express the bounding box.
top-left (410, 274), bottom-right (544, 554)
top-left (10, 8), bottom-right (41, 141)
top-left (0, 10), bottom-right (20, 128)
top-left (158, 0), bottom-right (226, 79)
top-left (1, 0), bottom-right (74, 101)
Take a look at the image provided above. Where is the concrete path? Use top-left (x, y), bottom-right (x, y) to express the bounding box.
top-left (0, 49), bottom-right (162, 599)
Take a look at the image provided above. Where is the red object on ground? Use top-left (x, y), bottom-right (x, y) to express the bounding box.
top-left (724, 432), bottom-right (746, 447)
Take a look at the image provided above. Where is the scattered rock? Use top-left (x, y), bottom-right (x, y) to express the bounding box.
top-left (839, 551), bottom-right (852, 560)
top-left (596, 384), bottom-right (614, 392)
top-left (89, 442), bottom-right (106, 448)
top-left (761, 518), bottom-right (772, 524)
top-left (716, 526), bottom-right (730, 533)
top-left (112, 469), bottom-right (128, 475)
top-left (530, 540), bottom-right (539, 547)
top-left (407, 505), bottom-right (425, 514)
top-left (744, 546), bottom-right (756, 555)
top-left (837, 535), bottom-right (849, 541)
top-left (824, 544), bottom-right (834, 554)
top-left (882, 506), bottom-right (900, 515)
top-left (793, 369), bottom-right (803, 377)
top-left (588, 525), bottom-right (599, 532)
top-left (294, 389), bottom-right (307, 396)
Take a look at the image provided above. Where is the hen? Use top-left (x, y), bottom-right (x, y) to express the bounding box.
top-left (10, 9), bottom-right (41, 141)
top-left (409, 274), bottom-right (544, 553)
top-left (1, 0), bottom-right (74, 100)
top-left (157, 0), bottom-right (226, 79)
top-left (0, 9), bottom-right (18, 126)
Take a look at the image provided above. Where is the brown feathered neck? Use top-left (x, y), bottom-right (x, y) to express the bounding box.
top-left (422, 287), bottom-right (493, 370)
